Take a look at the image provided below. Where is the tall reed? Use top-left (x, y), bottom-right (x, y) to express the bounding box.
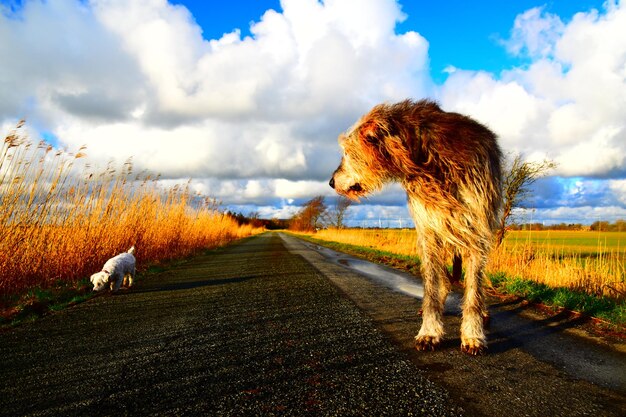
top-left (0, 123), bottom-right (259, 298)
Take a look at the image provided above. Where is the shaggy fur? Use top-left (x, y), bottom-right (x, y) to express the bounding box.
top-left (90, 247), bottom-right (136, 292)
top-left (330, 99), bottom-right (502, 355)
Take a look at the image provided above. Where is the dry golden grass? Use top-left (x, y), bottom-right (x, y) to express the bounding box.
top-left (489, 230), bottom-right (625, 299)
top-left (314, 228), bottom-right (418, 257)
top-left (0, 123), bottom-right (261, 297)
top-left (313, 228), bottom-right (626, 300)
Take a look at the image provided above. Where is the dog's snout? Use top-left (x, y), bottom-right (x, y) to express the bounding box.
top-left (329, 177), bottom-right (335, 189)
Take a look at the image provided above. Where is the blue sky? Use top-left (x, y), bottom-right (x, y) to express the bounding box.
top-left (174, 0), bottom-right (604, 80)
top-left (1, 0), bottom-right (625, 225)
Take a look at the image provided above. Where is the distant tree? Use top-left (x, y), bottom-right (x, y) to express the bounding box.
top-left (590, 221), bottom-right (610, 232)
top-left (289, 196), bottom-right (327, 231)
top-left (327, 196), bottom-right (353, 229)
top-left (225, 210), bottom-right (265, 228)
top-left (265, 217), bottom-right (289, 230)
top-left (495, 154), bottom-right (557, 247)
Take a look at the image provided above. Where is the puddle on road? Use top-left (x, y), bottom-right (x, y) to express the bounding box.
top-left (304, 242), bottom-right (461, 313)
top-left (337, 258), bottom-right (424, 298)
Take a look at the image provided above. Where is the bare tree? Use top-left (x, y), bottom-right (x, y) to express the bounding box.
top-left (494, 153), bottom-right (557, 247)
top-left (327, 196), bottom-right (353, 228)
top-left (289, 196), bottom-right (327, 231)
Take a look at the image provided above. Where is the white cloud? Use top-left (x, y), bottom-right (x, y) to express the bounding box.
top-left (609, 179), bottom-right (626, 206)
top-left (1, 0), bottom-right (431, 186)
top-left (1, 0), bottom-right (625, 223)
top-left (513, 206), bottom-right (626, 225)
top-left (254, 204), bottom-right (300, 219)
top-left (87, 0), bottom-right (429, 122)
top-left (503, 7), bottom-right (565, 58)
top-left (274, 179), bottom-right (334, 200)
top-left (178, 177), bottom-right (336, 207)
top-left (530, 176), bottom-right (623, 209)
top-left (346, 204), bottom-right (413, 227)
top-left (440, 71), bottom-right (547, 149)
top-left (0, 0), bottom-right (145, 125)
top-left (440, 1), bottom-right (626, 179)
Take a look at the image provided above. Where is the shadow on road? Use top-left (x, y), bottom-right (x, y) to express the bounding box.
top-left (488, 308), bottom-right (592, 354)
top-left (132, 275), bottom-right (259, 293)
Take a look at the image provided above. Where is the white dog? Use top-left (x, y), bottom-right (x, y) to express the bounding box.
top-left (90, 247), bottom-right (136, 292)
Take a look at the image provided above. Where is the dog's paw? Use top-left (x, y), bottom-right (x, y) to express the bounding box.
top-left (414, 335), bottom-right (441, 351)
top-left (461, 338), bottom-right (486, 356)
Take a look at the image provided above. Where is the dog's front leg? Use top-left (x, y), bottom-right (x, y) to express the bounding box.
top-left (415, 240), bottom-right (446, 351)
top-left (111, 273), bottom-right (123, 292)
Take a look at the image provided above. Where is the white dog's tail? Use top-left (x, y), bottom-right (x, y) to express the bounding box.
top-left (127, 246), bottom-right (135, 255)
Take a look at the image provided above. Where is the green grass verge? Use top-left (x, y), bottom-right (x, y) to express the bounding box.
top-left (0, 261), bottom-right (186, 328)
top-left (298, 234), bottom-right (625, 328)
top-left (0, 278), bottom-right (94, 328)
top-left (489, 272), bottom-right (624, 324)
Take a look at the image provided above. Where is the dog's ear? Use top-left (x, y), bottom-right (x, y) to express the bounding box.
top-left (359, 120), bottom-right (380, 145)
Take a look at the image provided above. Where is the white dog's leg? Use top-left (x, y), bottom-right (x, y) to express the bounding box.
top-left (112, 273), bottom-right (123, 292)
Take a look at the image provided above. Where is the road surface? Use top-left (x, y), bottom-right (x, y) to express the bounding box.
top-left (1, 232), bottom-right (624, 416)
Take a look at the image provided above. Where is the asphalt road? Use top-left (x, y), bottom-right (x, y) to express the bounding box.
top-left (1, 232), bottom-right (458, 416)
top-left (282, 233), bottom-right (626, 416)
top-left (1, 232), bottom-right (624, 416)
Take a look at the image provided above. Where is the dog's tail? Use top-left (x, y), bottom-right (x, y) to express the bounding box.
top-left (127, 246), bottom-right (135, 255)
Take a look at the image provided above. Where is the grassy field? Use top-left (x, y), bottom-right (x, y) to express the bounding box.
top-left (504, 230), bottom-right (625, 254)
top-left (311, 228), bottom-right (626, 300)
top-left (492, 230), bottom-right (625, 298)
top-left (0, 124), bottom-right (261, 305)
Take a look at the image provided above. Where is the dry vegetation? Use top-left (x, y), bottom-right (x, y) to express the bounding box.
top-left (490, 230), bottom-right (625, 299)
top-left (0, 123), bottom-right (260, 298)
top-left (313, 228), bottom-right (626, 300)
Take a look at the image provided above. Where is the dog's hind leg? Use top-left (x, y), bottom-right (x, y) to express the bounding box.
top-left (415, 231), bottom-right (448, 351)
top-left (128, 267), bottom-right (135, 288)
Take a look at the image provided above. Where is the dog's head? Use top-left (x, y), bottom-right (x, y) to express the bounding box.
top-left (330, 105), bottom-right (406, 200)
top-left (90, 271), bottom-right (110, 292)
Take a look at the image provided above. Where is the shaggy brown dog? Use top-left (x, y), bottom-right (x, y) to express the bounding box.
top-left (330, 99), bottom-right (502, 355)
